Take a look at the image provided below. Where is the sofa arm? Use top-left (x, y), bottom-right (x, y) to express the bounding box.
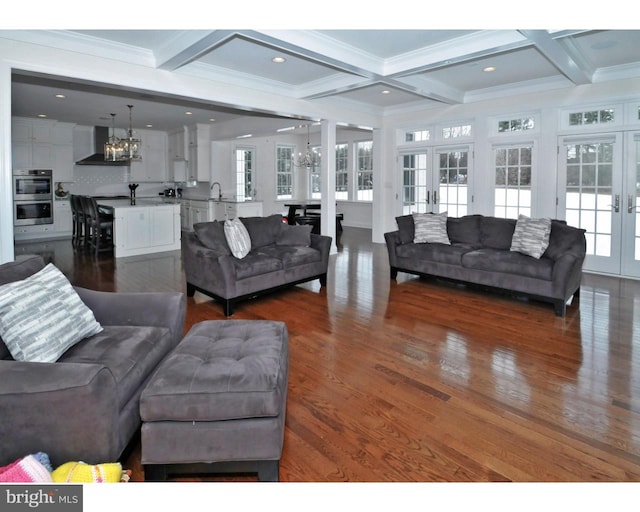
top-left (310, 233), bottom-right (332, 270)
top-left (0, 360), bottom-right (119, 466)
top-left (183, 233), bottom-right (236, 298)
top-left (384, 230), bottom-right (402, 269)
top-left (551, 252), bottom-right (585, 299)
top-left (74, 287), bottom-right (186, 347)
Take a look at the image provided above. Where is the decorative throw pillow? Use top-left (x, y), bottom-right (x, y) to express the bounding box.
top-left (412, 212), bottom-right (450, 245)
top-left (224, 217), bottom-right (252, 259)
top-left (510, 215), bottom-right (552, 259)
top-left (0, 263), bottom-right (103, 363)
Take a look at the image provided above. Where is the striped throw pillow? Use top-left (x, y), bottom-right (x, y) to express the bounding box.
top-left (412, 212), bottom-right (450, 244)
top-left (510, 215), bottom-right (551, 259)
top-left (224, 217), bottom-right (252, 259)
top-left (0, 263), bottom-right (102, 362)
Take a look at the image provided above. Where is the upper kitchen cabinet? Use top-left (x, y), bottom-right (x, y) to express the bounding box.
top-left (52, 122), bottom-right (75, 182)
top-left (187, 124), bottom-right (211, 183)
top-left (168, 127), bottom-right (187, 160)
top-left (12, 117), bottom-right (55, 169)
top-left (128, 129), bottom-right (168, 182)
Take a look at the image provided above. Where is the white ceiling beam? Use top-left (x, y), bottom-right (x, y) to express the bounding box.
top-left (518, 30), bottom-right (592, 85)
top-left (155, 30), bottom-right (236, 70)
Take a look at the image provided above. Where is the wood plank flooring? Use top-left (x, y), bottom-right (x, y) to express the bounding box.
top-left (15, 228), bottom-right (640, 482)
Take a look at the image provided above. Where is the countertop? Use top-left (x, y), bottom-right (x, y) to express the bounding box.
top-left (97, 198), bottom-right (181, 209)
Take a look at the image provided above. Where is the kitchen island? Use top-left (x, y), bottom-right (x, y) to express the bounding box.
top-left (97, 199), bottom-right (181, 258)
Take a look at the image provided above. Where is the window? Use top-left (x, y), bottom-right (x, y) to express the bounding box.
top-left (442, 123), bottom-right (472, 140)
top-left (494, 145), bottom-right (532, 219)
top-left (356, 140), bottom-right (373, 201)
top-left (276, 145), bottom-right (293, 200)
top-left (568, 108), bottom-right (615, 126)
top-left (336, 143), bottom-right (348, 200)
top-left (235, 146), bottom-right (255, 201)
top-left (309, 146), bottom-right (321, 199)
top-left (437, 149), bottom-right (469, 216)
top-left (402, 152), bottom-right (429, 214)
top-left (497, 117), bottom-right (535, 133)
top-left (405, 129), bottom-right (430, 142)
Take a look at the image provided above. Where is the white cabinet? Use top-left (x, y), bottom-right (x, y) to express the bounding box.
top-left (180, 200), bottom-right (191, 231)
top-left (54, 200), bottom-right (72, 234)
top-left (12, 117), bottom-right (55, 170)
top-left (188, 200), bottom-right (211, 227)
top-left (128, 129), bottom-right (168, 182)
top-left (213, 201), bottom-right (263, 221)
top-left (168, 128), bottom-right (187, 160)
top-left (52, 122), bottom-right (75, 182)
top-left (186, 124), bottom-right (211, 183)
top-left (113, 204), bottom-right (181, 257)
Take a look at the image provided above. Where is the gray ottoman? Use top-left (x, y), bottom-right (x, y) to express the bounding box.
top-left (140, 320), bottom-right (289, 482)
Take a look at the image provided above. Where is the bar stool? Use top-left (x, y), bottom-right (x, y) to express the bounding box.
top-left (70, 195), bottom-right (85, 246)
top-left (84, 197), bottom-right (114, 256)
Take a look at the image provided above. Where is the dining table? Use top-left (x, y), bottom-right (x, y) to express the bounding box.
top-left (284, 202), bottom-right (343, 234)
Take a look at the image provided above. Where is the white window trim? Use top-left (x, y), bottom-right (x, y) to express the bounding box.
top-left (275, 144), bottom-right (295, 200)
top-left (437, 120), bottom-right (474, 142)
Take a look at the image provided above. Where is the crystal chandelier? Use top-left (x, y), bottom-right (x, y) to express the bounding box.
top-left (292, 124), bottom-right (320, 169)
top-left (104, 104), bottom-right (142, 161)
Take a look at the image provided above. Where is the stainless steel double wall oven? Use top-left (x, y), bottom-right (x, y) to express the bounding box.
top-left (13, 169), bottom-right (53, 226)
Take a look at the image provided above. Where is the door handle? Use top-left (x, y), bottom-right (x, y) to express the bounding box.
top-left (611, 194), bottom-right (620, 213)
top-left (426, 191), bottom-right (430, 204)
top-left (433, 190), bottom-right (438, 205)
top-left (629, 194), bottom-right (638, 214)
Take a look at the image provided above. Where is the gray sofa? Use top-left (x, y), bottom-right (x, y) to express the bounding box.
top-left (183, 214), bottom-right (332, 315)
top-left (385, 214), bottom-right (586, 316)
top-left (0, 255), bottom-right (186, 467)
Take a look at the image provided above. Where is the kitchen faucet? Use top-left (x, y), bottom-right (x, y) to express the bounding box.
top-left (210, 181), bottom-right (222, 200)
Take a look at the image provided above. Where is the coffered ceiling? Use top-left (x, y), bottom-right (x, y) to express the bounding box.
top-left (6, 29), bottom-right (640, 138)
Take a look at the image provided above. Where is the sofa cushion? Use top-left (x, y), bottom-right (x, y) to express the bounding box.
top-left (193, 221), bottom-right (231, 255)
top-left (480, 216), bottom-right (516, 250)
top-left (462, 248), bottom-right (554, 281)
top-left (241, 214), bottom-right (284, 249)
top-left (447, 215), bottom-right (482, 245)
top-left (276, 224), bottom-right (312, 246)
top-left (397, 242), bottom-right (474, 266)
top-left (261, 245), bottom-right (322, 268)
top-left (231, 252), bottom-right (284, 280)
top-left (0, 263), bottom-right (103, 363)
top-left (510, 215), bottom-right (552, 259)
top-left (413, 212), bottom-right (450, 244)
top-left (543, 221), bottom-right (586, 260)
top-left (59, 325), bottom-right (173, 411)
top-left (395, 215), bottom-right (415, 244)
top-left (224, 218), bottom-right (252, 259)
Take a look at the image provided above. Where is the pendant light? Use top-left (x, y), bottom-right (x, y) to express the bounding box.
top-left (292, 124), bottom-right (320, 169)
top-left (121, 104), bottom-right (142, 161)
top-left (104, 113), bottom-right (123, 161)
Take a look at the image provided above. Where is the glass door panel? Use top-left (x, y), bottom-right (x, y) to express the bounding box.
top-left (402, 151), bottom-right (432, 214)
top-left (558, 135), bottom-right (622, 274)
top-left (437, 148), bottom-right (470, 217)
top-left (621, 134), bottom-right (640, 277)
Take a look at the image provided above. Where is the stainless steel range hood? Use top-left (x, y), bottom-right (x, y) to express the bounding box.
top-left (75, 126), bottom-right (129, 166)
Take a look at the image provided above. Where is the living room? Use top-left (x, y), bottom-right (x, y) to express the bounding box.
top-left (1, 9), bottom-right (639, 510)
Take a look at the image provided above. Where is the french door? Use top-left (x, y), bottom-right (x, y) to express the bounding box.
top-left (401, 145), bottom-right (472, 216)
top-left (557, 132), bottom-right (640, 277)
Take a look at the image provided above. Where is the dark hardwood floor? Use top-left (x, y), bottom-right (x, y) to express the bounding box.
top-left (15, 228), bottom-right (640, 483)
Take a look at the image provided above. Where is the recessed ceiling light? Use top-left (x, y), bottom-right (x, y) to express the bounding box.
top-left (209, 118), bottom-right (216, 122)
top-left (37, 114), bottom-right (47, 118)
top-left (185, 111), bottom-right (193, 116)
top-left (381, 90), bottom-right (391, 94)
top-left (272, 56), bottom-right (286, 63)
top-left (146, 124), bottom-right (153, 128)
top-left (54, 94), bottom-right (66, 99)
top-left (483, 66), bottom-right (496, 73)
top-left (237, 133), bottom-right (253, 139)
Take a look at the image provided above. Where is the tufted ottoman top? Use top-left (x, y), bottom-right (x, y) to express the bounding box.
top-left (140, 320), bottom-right (289, 422)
